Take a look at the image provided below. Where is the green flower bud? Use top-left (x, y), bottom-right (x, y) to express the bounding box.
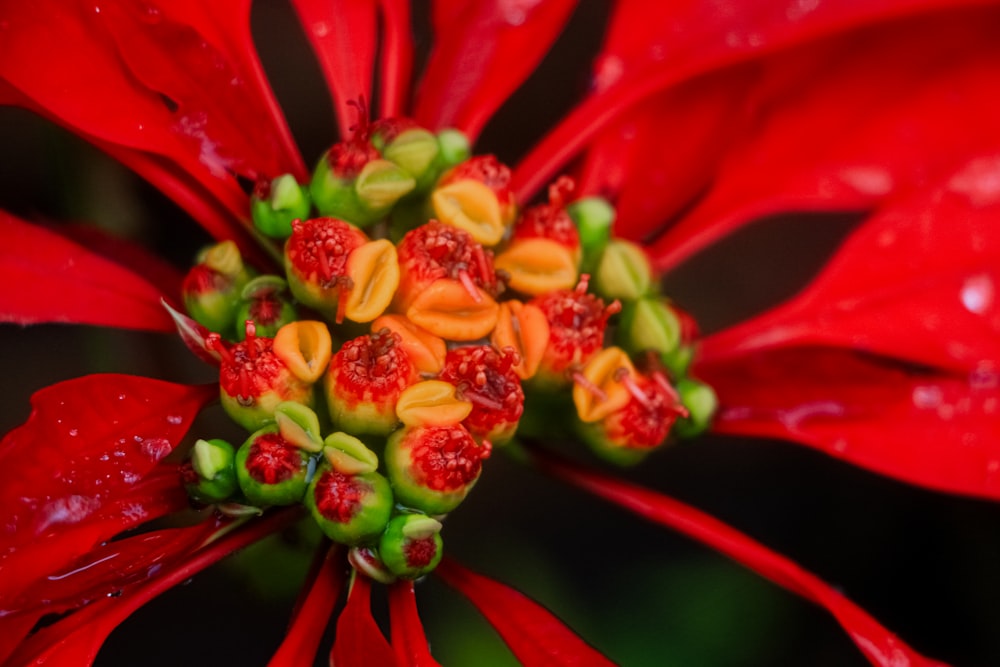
top-left (617, 297), bottom-right (681, 357)
top-left (661, 344), bottom-right (695, 379)
top-left (251, 174), bottom-right (311, 239)
top-left (235, 276), bottom-right (298, 340)
top-left (382, 127), bottom-right (440, 192)
top-left (274, 401), bottom-right (324, 453)
top-left (593, 239), bottom-right (652, 301)
top-left (384, 425), bottom-right (487, 515)
top-left (182, 240), bottom-right (253, 337)
top-left (436, 128), bottom-right (471, 167)
top-left (379, 514), bottom-right (444, 579)
top-left (182, 438), bottom-right (238, 503)
top-left (235, 427), bottom-right (313, 506)
top-left (322, 432), bottom-right (379, 475)
top-left (566, 196), bottom-right (614, 275)
top-left (672, 378), bottom-right (718, 439)
top-left (305, 464), bottom-right (393, 546)
top-left (311, 153), bottom-right (415, 227)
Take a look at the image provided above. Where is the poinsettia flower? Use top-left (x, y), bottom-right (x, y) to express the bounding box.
top-left (1, 1), bottom-right (998, 665)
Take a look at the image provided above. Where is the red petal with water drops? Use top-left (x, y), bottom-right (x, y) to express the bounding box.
top-left (290, 0), bottom-right (377, 138)
top-left (436, 558), bottom-right (616, 666)
top-left (537, 452), bottom-right (948, 667)
top-left (698, 347), bottom-right (1000, 501)
top-left (642, 10), bottom-right (1000, 269)
top-left (700, 172), bottom-right (1000, 374)
top-left (331, 574), bottom-right (399, 667)
top-left (388, 580), bottom-right (442, 667)
top-left (0, 212), bottom-right (175, 331)
top-left (413, 0), bottom-right (578, 140)
top-left (268, 545), bottom-right (346, 667)
top-left (4, 509), bottom-right (297, 667)
top-left (0, 375), bottom-right (215, 554)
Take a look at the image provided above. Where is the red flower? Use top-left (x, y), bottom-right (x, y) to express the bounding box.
top-left (1, 1), bottom-right (998, 665)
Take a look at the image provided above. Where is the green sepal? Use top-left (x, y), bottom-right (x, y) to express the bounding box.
top-left (672, 378), bottom-right (718, 439)
top-left (184, 438), bottom-right (238, 503)
top-left (251, 174), bottom-right (311, 239)
top-left (379, 513), bottom-right (444, 579)
top-left (566, 197), bottom-right (615, 275)
top-left (593, 239), bottom-right (652, 301)
top-left (617, 297), bottom-right (681, 358)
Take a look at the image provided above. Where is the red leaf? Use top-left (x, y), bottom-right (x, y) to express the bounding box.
top-left (435, 558), bottom-right (616, 667)
top-left (290, 0), bottom-right (377, 138)
top-left (0, 212), bottom-right (175, 331)
top-left (388, 580), bottom-right (442, 667)
top-left (0, 375), bottom-right (215, 561)
top-left (412, 0), bottom-right (579, 140)
top-left (377, 0), bottom-right (414, 120)
top-left (4, 509), bottom-right (298, 667)
top-left (536, 451), bottom-right (948, 667)
top-left (700, 172), bottom-right (1000, 374)
top-left (331, 574), bottom-right (399, 667)
top-left (697, 346), bottom-right (1000, 501)
top-left (268, 545), bottom-right (346, 667)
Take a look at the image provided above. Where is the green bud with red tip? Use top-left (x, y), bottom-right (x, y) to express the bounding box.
top-left (251, 174), bottom-right (311, 239)
top-left (593, 239), bottom-right (653, 301)
top-left (235, 276), bottom-right (298, 340)
top-left (385, 424), bottom-right (489, 515)
top-left (672, 378), bottom-right (718, 439)
top-left (182, 240), bottom-right (253, 337)
top-left (181, 438), bottom-right (238, 504)
top-left (379, 513), bottom-right (444, 579)
top-left (235, 426), bottom-right (312, 506)
top-left (566, 196), bottom-right (614, 276)
top-left (305, 439), bottom-right (393, 545)
top-left (616, 297), bottom-right (681, 358)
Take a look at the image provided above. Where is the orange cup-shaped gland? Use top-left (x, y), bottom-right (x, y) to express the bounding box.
top-left (396, 380), bottom-right (474, 427)
top-left (491, 300), bottom-right (550, 380)
top-left (273, 320), bottom-right (333, 384)
top-left (494, 238), bottom-right (579, 296)
top-left (573, 346), bottom-right (637, 424)
top-left (406, 280), bottom-right (499, 341)
top-left (344, 239), bottom-right (400, 323)
top-left (371, 314), bottom-right (447, 375)
top-left (431, 179), bottom-right (506, 247)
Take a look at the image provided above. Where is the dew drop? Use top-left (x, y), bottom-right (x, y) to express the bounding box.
top-left (68, 428), bottom-right (79, 437)
top-left (312, 20), bottom-right (330, 38)
top-left (960, 273), bottom-right (994, 315)
top-left (117, 393), bottom-right (126, 401)
top-left (839, 166), bottom-right (893, 196)
top-left (912, 385), bottom-right (943, 409)
top-left (139, 437), bottom-right (172, 463)
top-left (786, 0), bottom-right (819, 21)
top-left (592, 55), bottom-right (624, 92)
top-left (947, 156), bottom-right (1000, 206)
top-left (165, 414), bottom-right (183, 426)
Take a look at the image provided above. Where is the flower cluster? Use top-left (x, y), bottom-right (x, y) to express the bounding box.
top-left (1, 1), bottom-right (998, 666)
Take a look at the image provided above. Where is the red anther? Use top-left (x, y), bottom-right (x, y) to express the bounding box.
top-left (335, 282), bottom-right (350, 324)
top-left (575, 274), bottom-right (590, 294)
top-left (244, 320), bottom-right (257, 361)
top-left (548, 175), bottom-right (575, 208)
top-left (456, 269), bottom-right (483, 303)
top-left (605, 300), bottom-right (623, 316)
top-left (621, 372), bottom-right (656, 412)
top-left (206, 333), bottom-right (236, 365)
top-left (572, 370), bottom-right (608, 403)
top-left (461, 389), bottom-right (505, 411)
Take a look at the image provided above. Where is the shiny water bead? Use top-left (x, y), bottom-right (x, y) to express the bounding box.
top-left (284, 217), bottom-right (368, 322)
top-left (208, 321), bottom-right (313, 432)
top-left (235, 426), bottom-right (313, 506)
top-left (437, 345), bottom-right (524, 445)
top-left (385, 424), bottom-right (489, 515)
top-left (324, 329), bottom-right (418, 437)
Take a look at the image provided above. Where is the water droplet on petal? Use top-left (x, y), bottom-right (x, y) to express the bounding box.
top-left (912, 385), bottom-right (943, 409)
top-left (312, 21), bottom-right (330, 38)
top-left (68, 428), bottom-right (78, 437)
top-left (139, 438), bottom-right (172, 463)
top-left (840, 166), bottom-right (893, 196)
top-left (960, 273), bottom-right (994, 315)
top-left (947, 156), bottom-right (1000, 206)
top-left (165, 414), bottom-right (183, 426)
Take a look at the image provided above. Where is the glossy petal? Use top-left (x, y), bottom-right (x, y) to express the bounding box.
top-left (697, 346), bottom-right (1000, 501)
top-left (536, 451), bottom-right (947, 667)
top-left (268, 545), bottom-right (346, 667)
top-left (377, 0), bottom-right (414, 119)
top-left (388, 580), bottom-right (442, 667)
top-left (331, 574), bottom-right (399, 667)
top-left (413, 0), bottom-right (579, 139)
top-left (436, 558), bottom-right (616, 666)
top-left (4, 510), bottom-right (297, 667)
top-left (700, 172), bottom-right (1000, 373)
top-left (290, 0), bottom-right (377, 138)
top-left (0, 375), bottom-right (215, 580)
top-left (0, 212), bottom-right (175, 330)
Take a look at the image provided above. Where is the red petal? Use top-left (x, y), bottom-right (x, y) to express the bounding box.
top-left (4, 509), bottom-right (297, 667)
top-left (388, 580), bottom-right (442, 667)
top-left (0, 375), bottom-right (215, 555)
top-left (331, 574), bottom-right (399, 667)
top-left (162, 300), bottom-right (224, 367)
top-left (290, 0), bottom-right (377, 138)
top-left (435, 558), bottom-right (616, 666)
top-left (0, 212), bottom-right (175, 330)
top-left (268, 545), bottom-right (346, 667)
top-left (377, 0), bottom-right (414, 120)
top-left (700, 173), bottom-right (1000, 373)
top-left (536, 451), bottom-right (948, 667)
top-left (697, 346), bottom-right (1000, 501)
top-left (412, 0), bottom-right (578, 140)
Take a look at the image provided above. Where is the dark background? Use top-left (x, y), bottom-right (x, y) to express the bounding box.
top-left (1, 2), bottom-right (998, 665)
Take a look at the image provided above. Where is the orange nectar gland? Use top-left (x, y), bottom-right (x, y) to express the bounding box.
top-left (394, 221), bottom-right (501, 341)
top-left (438, 345), bottom-right (524, 445)
top-left (529, 275), bottom-right (622, 387)
top-left (371, 314), bottom-right (447, 375)
top-left (208, 321), bottom-right (314, 432)
top-left (284, 217), bottom-right (368, 323)
top-left (490, 300), bottom-right (550, 380)
top-left (431, 155), bottom-right (516, 246)
top-left (324, 329), bottom-right (418, 437)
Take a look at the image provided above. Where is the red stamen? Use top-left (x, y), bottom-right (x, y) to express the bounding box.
top-left (605, 300), bottom-right (622, 316)
top-left (457, 269), bottom-right (483, 303)
top-left (621, 372), bottom-right (656, 412)
top-left (205, 333), bottom-right (236, 365)
top-left (548, 175), bottom-right (575, 208)
top-left (244, 321), bottom-right (257, 361)
top-left (461, 387), bottom-right (505, 412)
top-left (575, 274), bottom-right (590, 294)
top-left (336, 282), bottom-right (350, 324)
top-left (572, 370), bottom-right (607, 403)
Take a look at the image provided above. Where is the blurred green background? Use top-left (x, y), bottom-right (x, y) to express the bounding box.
top-left (1, 2), bottom-right (999, 665)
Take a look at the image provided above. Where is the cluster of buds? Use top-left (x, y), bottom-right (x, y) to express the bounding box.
top-left (179, 117), bottom-right (717, 580)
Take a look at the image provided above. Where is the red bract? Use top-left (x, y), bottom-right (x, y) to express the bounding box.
top-left (0, 0), bottom-right (997, 665)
